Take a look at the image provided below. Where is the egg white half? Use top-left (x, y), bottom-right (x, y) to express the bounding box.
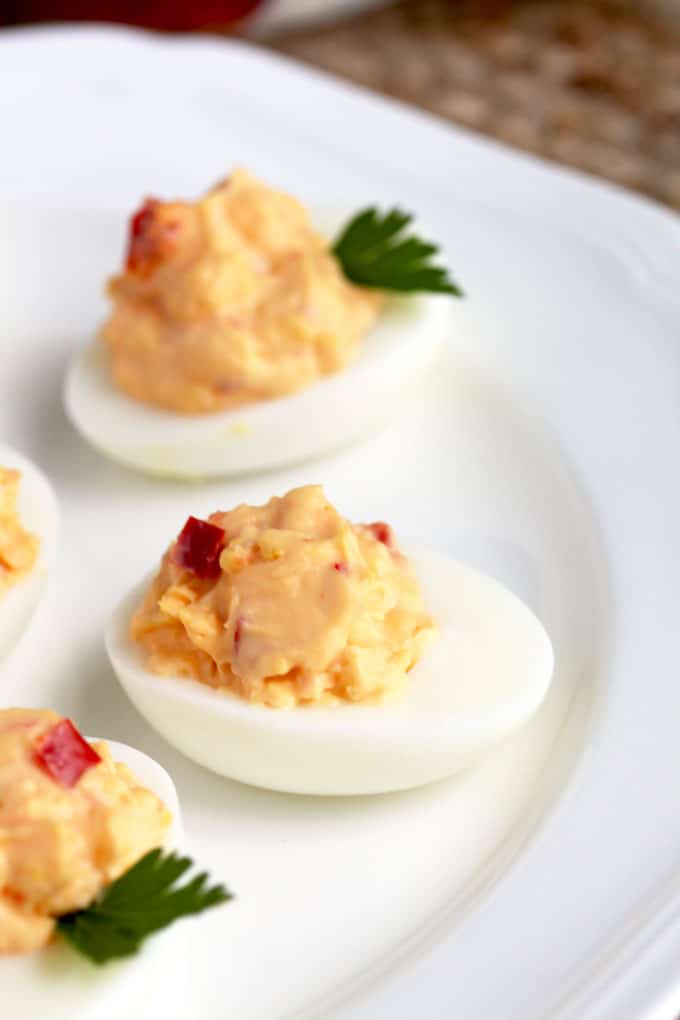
top-left (0, 444), bottom-right (58, 662)
top-left (64, 291), bottom-right (450, 480)
top-left (106, 548), bottom-right (554, 796)
top-left (0, 740), bottom-right (187, 1020)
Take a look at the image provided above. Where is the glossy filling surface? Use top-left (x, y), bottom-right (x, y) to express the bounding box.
top-left (131, 486), bottom-right (436, 708)
top-left (102, 169), bottom-right (381, 414)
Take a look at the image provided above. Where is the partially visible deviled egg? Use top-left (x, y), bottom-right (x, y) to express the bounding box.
top-left (64, 169), bottom-right (459, 480)
top-left (107, 485), bottom-right (553, 796)
top-left (0, 444), bottom-right (58, 661)
top-left (1, 708), bottom-right (229, 1020)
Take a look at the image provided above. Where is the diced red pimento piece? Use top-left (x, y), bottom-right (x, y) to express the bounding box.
top-left (126, 198), bottom-right (160, 275)
top-left (35, 720), bottom-right (101, 788)
top-left (233, 615), bottom-right (244, 654)
top-left (333, 562), bottom-right (349, 575)
top-left (126, 198), bottom-right (182, 278)
top-left (173, 516), bottom-right (226, 579)
top-left (367, 522), bottom-right (396, 549)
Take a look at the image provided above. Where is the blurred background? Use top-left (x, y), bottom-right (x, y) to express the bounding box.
top-left (1, 0), bottom-right (679, 211)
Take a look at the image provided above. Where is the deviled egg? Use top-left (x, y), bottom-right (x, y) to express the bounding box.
top-left (1, 708), bottom-right (228, 1020)
top-left (106, 485), bottom-right (553, 796)
top-left (64, 169), bottom-right (458, 479)
top-left (0, 444), bottom-right (58, 661)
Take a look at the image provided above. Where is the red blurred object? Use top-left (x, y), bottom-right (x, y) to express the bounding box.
top-left (173, 515), bottom-right (226, 578)
top-left (126, 199), bottom-right (160, 275)
top-left (35, 719), bottom-right (102, 788)
top-left (0, 0), bottom-right (262, 31)
top-left (125, 198), bottom-right (184, 277)
top-left (367, 521), bottom-right (396, 548)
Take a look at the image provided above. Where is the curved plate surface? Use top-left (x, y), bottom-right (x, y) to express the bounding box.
top-left (0, 26), bottom-right (678, 1020)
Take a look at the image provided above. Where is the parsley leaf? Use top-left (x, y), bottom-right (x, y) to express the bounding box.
top-left (57, 848), bottom-right (232, 964)
top-left (332, 207), bottom-right (463, 296)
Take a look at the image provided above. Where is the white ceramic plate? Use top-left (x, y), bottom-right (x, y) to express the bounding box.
top-left (0, 25), bottom-right (678, 1020)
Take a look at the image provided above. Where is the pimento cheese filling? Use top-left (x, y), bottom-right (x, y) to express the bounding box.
top-left (0, 469), bottom-right (39, 595)
top-left (0, 709), bottom-right (171, 955)
top-left (101, 169), bottom-right (381, 414)
top-left (131, 485), bottom-right (435, 708)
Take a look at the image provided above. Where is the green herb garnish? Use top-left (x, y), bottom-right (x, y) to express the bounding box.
top-left (332, 207), bottom-right (463, 296)
top-left (57, 848), bottom-right (232, 964)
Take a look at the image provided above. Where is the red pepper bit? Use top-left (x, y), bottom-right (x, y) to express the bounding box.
top-left (333, 562), bottom-right (349, 575)
top-left (125, 198), bottom-right (181, 278)
top-left (173, 516), bottom-right (226, 579)
top-left (367, 522), bottom-right (396, 549)
top-left (35, 720), bottom-right (102, 789)
top-left (233, 616), bottom-right (244, 655)
top-left (126, 198), bottom-right (159, 275)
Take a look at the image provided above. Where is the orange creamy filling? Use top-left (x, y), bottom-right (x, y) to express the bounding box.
top-left (131, 485), bottom-right (436, 708)
top-left (0, 468), bottom-right (39, 595)
top-left (101, 169), bottom-right (382, 414)
top-left (0, 709), bottom-right (171, 955)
